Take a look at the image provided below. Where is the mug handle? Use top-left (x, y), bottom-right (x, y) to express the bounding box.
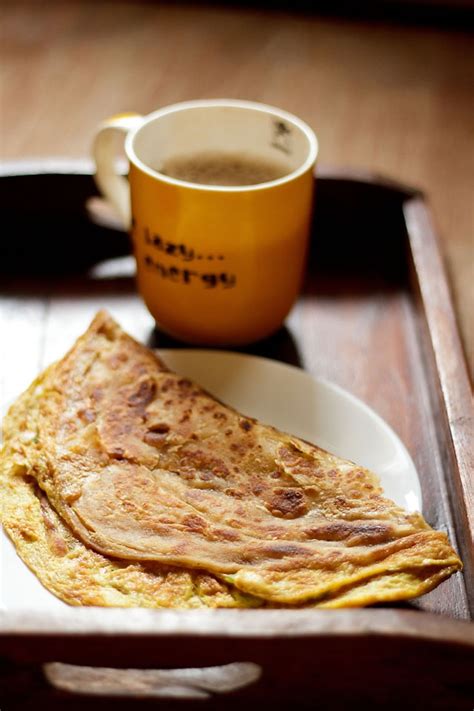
top-left (92, 113), bottom-right (144, 230)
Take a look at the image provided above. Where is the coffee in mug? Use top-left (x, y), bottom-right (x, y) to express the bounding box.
top-left (159, 150), bottom-right (291, 186)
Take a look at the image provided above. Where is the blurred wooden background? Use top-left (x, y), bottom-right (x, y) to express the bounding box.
top-left (1, 0), bottom-right (473, 372)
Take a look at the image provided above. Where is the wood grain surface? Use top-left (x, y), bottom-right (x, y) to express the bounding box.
top-left (1, 0), bottom-right (473, 373)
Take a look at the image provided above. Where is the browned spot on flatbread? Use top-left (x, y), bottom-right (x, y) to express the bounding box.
top-left (304, 521), bottom-right (393, 546)
top-left (128, 379), bottom-right (156, 407)
top-left (265, 487), bottom-right (309, 519)
top-left (183, 514), bottom-right (207, 534)
top-left (239, 419), bottom-right (253, 432)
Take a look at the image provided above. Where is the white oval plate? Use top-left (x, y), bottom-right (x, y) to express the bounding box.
top-left (159, 350), bottom-right (422, 513)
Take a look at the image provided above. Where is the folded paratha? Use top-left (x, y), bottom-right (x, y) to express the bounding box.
top-left (0, 311), bottom-right (461, 607)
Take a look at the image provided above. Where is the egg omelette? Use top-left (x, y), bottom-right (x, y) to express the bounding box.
top-left (0, 311), bottom-right (461, 608)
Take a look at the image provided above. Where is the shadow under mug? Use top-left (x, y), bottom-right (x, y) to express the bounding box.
top-left (93, 99), bottom-right (318, 345)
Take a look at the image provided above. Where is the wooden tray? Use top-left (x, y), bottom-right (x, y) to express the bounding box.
top-left (0, 160), bottom-right (472, 710)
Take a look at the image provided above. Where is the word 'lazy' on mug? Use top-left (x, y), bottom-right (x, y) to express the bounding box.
top-left (93, 99), bottom-right (318, 345)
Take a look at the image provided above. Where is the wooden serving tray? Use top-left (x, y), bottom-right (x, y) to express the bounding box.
top-left (0, 160), bottom-right (472, 710)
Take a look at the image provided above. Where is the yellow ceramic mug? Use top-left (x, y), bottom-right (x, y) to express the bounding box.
top-left (93, 99), bottom-right (318, 345)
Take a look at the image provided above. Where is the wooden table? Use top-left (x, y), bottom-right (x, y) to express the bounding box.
top-left (2, 1), bottom-right (473, 374)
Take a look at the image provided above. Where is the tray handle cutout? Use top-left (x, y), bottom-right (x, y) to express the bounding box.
top-left (43, 660), bottom-right (262, 700)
